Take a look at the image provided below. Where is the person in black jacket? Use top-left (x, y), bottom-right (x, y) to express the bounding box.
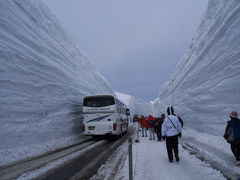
top-left (156, 114), bottom-right (165, 141)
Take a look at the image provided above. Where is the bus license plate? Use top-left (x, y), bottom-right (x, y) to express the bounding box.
top-left (88, 126), bottom-right (95, 130)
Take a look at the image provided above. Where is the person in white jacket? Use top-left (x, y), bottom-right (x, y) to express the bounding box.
top-left (162, 107), bottom-right (182, 163)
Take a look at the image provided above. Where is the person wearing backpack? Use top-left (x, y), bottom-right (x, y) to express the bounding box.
top-left (147, 115), bottom-right (156, 140)
top-left (224, 111), bottom-right (240, 165)
top-left (162, 107), bottom-right (182, 163)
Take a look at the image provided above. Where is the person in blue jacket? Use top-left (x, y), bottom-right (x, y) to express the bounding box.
top-left (224, 111), bottom-right (240, 165)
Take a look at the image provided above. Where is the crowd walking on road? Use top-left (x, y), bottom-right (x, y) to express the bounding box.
top-left (138, 106), bottom-right (183, 163)
top-left (138, 107), bottom-right (240, 166)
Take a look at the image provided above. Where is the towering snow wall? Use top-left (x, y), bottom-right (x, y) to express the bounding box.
top-left (153, 0), bottom-right (240, 135)
top-left (0, 0), bottom-right (113, 149)
top-left (116, 92), bottom-right (153, 120)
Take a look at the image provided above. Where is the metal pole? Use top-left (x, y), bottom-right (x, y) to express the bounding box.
top-left (135, 120), bottom-right (139, 143)
top-left (128, 138), bottom-right (133, 180)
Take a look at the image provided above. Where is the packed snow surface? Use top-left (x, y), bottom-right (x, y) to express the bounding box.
top-left (93, 124), bottom-right (240, 180)
top-left (153, 0), bottom-right (240, 135)
top-left (117, 138), bottom-right (225, 180)
top-left (0, 0), bottom-right (113, 163)
top-left (10, 124), bottom-right (240, 180)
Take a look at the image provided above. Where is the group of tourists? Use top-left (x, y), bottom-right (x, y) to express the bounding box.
top-left (138, 108), bottom-right (240, 165)
top-left (138, 106), bottom-right (183, 163)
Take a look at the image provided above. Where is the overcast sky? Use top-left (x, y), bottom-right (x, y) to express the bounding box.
top-left (44, 0), bottom-right (208, 102)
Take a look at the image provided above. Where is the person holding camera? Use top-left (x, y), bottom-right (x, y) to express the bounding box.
top-left (162, 107), bottom-right (182, 163)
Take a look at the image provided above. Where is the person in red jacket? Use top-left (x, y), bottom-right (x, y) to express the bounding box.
top-left (147, 115), bottom-right (156, 140)
top-left (139, 115), bottom-right (147, 137)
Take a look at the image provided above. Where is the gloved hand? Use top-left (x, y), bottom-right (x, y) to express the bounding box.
top-left (178, 133), bottom-right (182, 138)
top-left (223, 135), bottom-right (227, 140)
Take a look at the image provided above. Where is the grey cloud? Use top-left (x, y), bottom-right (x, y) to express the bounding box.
top-left (44, 0), bottom-right (208, 101)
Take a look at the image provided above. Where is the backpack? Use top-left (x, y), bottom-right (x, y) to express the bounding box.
top-left (178, 117), bottom-right (184, 127)
top-left (150, 120), bottom-right (155, 127)
top-left (224, 124), bottom-right (234, 143)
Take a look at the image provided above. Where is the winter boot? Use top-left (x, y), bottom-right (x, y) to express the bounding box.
top-left (176, 156), bottom-right (180, 162)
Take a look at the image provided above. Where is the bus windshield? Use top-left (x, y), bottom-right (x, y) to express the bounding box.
top-left (83, 96), bottom-right (115, 107)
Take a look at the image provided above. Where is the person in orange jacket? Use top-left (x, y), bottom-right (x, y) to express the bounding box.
top-left (139, 115), bottom-right (147, 137)
top-left (147, 115), bottom-right (156, 140)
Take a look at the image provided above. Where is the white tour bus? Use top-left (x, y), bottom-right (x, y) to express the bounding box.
top-left (82, 94), bottom-right (129, 136)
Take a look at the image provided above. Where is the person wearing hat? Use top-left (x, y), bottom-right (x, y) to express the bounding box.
top-left (162, 107), bottom-right (182, 163)
top-left (224, 111), bottom-right (240, 165)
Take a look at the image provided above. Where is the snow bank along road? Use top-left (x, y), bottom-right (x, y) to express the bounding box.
top-left (180, 137), bottom-right (240, 180)
top-left (0, 127), bottom-right (134, 180)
